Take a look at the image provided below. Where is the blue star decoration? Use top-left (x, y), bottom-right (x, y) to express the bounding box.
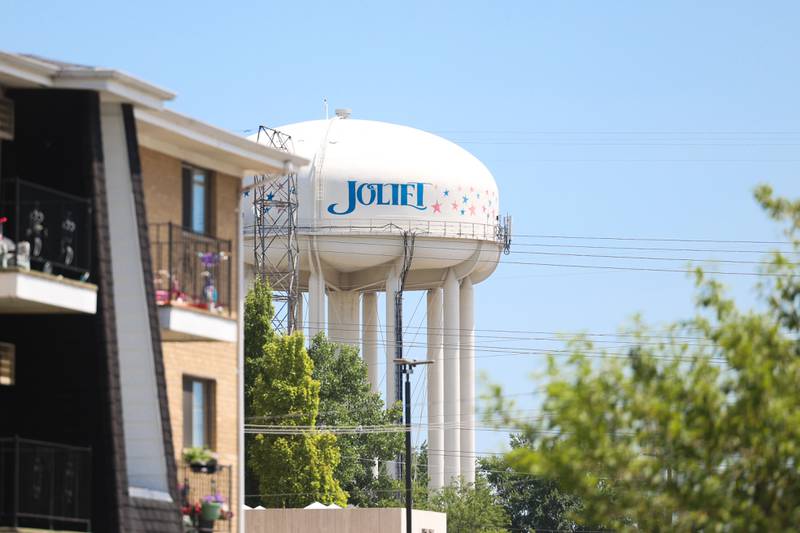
top-left (460, 209), bottom-right (465, 215)
top-left (462, 195), bottom-right (468, 203)
top-left (266, 192), bottom-right (275, 201)
top-left (443, 189), bottom-right (450, 197)
top-left (243, 191), bottom-right (250, 197)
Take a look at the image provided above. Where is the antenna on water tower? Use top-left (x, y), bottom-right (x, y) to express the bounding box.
top-left (323, 97), bottom-right (329, 119)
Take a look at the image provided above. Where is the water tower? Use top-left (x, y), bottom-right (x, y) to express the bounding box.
top-left (243, 113), bottom-right (509, 488)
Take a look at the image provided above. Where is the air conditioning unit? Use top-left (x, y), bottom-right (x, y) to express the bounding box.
top-left (0, 342), bottom-right (14, 386)
top-left (0, 96), bottom-right (14, 141)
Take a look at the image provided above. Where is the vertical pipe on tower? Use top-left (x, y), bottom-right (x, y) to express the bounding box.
top-left (308, 270), bottom-right (325, 337)
top-left (442, 269), bottom-right (461, 484)
top-left (296, 292), bottom-right (304, 334)
top-left (327, 291), bottom-right (360, 345)
top-left (427, 288), bottom-right (444, 490)
top-left (459, 276), bottom-right (475, 484)
top-left (385, 268), bottom-right (400, 406)
top-left (362, 292), bottom-right (380, 395)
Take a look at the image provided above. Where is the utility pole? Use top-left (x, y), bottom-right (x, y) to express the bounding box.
top-left (392, 231), bottom-right (416, 479)
top-left (394, 358), bottom-right (432, 533)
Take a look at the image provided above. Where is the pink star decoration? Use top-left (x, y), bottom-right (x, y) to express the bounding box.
top-left (468, 205), bottom-right (476, 215)
top-left (432, 201), bottom-right (442, 213)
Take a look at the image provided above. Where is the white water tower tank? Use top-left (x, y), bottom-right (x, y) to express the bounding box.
top-left (244, 116), bottom-right (507, 490)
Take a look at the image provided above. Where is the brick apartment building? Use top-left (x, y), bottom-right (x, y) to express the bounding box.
top-left (0, 51), bottom-right (306, 532)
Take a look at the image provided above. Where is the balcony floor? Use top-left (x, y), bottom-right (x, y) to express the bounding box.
top-left (158, 304), bottom-right (237, 342)
top-left (0, 269), bottom-right (98, 314)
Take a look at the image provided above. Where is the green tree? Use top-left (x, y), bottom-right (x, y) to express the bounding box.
top-left (244, 277), bottom-right (274, 417)
top-left (427, 477), bottom-right (510, 533)
top-left (307, 334), bottom-right (404, 506)
top-left (490, 186), bottom-right (800, 531)
top-left (248, 333), bottom-right (347, 507)
top-left (480, 434), bottom-right (588, 532)
top-left (244, 278), bottom-right (274, 506)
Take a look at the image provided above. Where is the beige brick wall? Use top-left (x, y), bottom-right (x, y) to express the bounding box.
top-left (140, 146), bottom-right (183, 227)
top-left (141, 146), bottom-right (243, 530)
top-left (163, 340), bottom-right (240, 532)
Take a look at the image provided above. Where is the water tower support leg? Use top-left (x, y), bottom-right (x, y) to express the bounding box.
top-left (459, 277), bottom-right (475, 484)
top-left (427, 288), bottom-right (445, 491)
top-left (308, 270), bottom-right (325, 338)
top-left (443, 269), bottom-right (461, 485)
top-left (328, 291), bottom-right (361, 345)
top-left (385, 269), bottom-right (399, 406)
top-left (362, 292), bottom-right (380, 395)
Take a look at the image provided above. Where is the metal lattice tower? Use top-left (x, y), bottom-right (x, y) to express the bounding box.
top-left (252, 125), bottom-right (300, 334)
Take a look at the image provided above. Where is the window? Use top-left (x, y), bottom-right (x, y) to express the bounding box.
top-left (182, 164), bottom-right (212, 234)
top-left (0, 342), bottom-right (14, 386)
top-left (183, 376), bottom-right (214, 449)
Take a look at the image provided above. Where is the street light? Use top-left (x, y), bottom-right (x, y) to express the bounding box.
top-left (394, 358), bottom-right (433, 533)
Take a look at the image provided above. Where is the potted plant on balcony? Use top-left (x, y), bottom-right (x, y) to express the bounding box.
top-left (183, 447), bottom-right (218, 473)
top-left (200, 492), bottom-right (225, 522)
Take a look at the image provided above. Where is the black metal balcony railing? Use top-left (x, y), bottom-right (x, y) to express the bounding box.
top-left (180, 463), bottom-right (233, 532)
top-left (0, 178), bottom-right (93, 281)
top-left (149, 223), bottom-right (233, 317)
top-left (0, 436), bottom-right (92, 532)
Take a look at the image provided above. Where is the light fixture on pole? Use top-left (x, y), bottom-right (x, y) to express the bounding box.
top-left (394, 358), bottom-right (433, 533)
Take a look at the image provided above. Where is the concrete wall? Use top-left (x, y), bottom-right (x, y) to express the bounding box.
top-left (245, 508), bottom-right (446, 533)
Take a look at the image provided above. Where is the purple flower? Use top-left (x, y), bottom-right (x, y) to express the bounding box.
top-left (203, 492), bottom-right (225, 504)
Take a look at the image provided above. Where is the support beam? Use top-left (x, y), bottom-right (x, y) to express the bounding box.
top-left (385, 268), bottom-right (400, 406)
top-left (362, 292), bottom-right (379, 394)
top-left (327, 291), bottom-right (360, 345)
top-left (308, 269), bottom-right (325, 338)
top-left (427, 288), bottom-right (444, 490)
top-left (459, 277), bottom-right (475, 484)
top-left (442, 269), bottom-right (460, 484)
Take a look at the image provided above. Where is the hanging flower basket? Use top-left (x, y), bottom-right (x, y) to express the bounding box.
top-left (200, 501), bottom-right (221, 521)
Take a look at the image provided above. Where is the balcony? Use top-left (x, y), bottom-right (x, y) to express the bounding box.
top-left (0, 436), bottom-right (92, 532)
top-left (0, 178), bottom-right (97, 314)
top-left (179, 463), bottom-right (233, 532)
top-left (149, 223), bottom-right (235, 342)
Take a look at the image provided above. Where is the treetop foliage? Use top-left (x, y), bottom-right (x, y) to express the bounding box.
top-left (490, 186), bottom-right (800, 531)
top-left (307, 334), bottom-right (404, 507)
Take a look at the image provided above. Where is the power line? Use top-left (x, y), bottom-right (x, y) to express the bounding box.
top-left (452, 141), bottom-right (800, 147)
top-left (298, 324), bottom-right (730, 362)
top-left (512, 233), bottom-right (792, 245)
top-left (513, 241), bottom-right (799, 255)
top-left (510, 249), bottom-right (783, 266)
top-left (301, 241), bottom-right (797, 278)
top-left (303, 235), bottom-right (798, 265)
top-left (304, 320), bottom-right (714, 341)
top-left (432, 130), bottom-right (800, 135)
top-left (245, 392), bottom-right (550, 423)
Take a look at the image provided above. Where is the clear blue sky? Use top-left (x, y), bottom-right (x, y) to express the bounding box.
top-left (5, 1), bottom-right (800, 453)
